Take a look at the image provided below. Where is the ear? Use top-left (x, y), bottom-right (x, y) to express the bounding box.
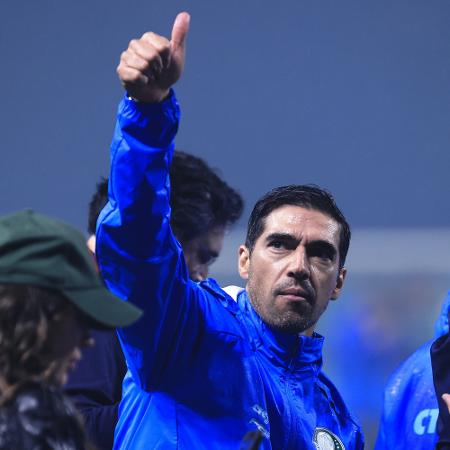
top-left (87, 235), bottom-right (96, 255)
top-left (238, 245), bottom-right (250, 280)
top-left (330, 267), bottom-right (347, 300)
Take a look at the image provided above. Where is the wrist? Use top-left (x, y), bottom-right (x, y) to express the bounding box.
top-left (127, 88), bottom-right (171, 104)
top-left (123, 89), bottom-right (177, 115)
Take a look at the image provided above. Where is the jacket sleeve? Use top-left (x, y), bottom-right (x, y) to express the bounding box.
top-left (96, 91), bottom-right (207, 391)
top-left (374, 363), bottom-right (405, 450)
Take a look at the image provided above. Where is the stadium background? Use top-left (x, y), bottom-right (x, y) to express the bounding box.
top-left (2, 1), bottom-right (450, 446)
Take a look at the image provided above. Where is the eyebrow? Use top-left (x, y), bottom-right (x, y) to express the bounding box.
top-left (265, 232), bottom-right (299, 245)
top-left (308, 240), bottom-right (338, 259)
top-left (265, 233), bottom-right (337, 256)
top-left (199, 248), bottom-right (219, 260)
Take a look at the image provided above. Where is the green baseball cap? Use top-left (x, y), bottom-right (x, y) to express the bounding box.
top-left (0, 209), bottom-right (142, 328)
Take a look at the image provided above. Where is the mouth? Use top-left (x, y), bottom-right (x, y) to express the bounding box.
top-left (277, 290), bottom-right (310, 302)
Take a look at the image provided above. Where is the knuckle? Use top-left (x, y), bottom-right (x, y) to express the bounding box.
top-left (144, 50), bottom-right (160, 67)
top-left (141, 59), bottom-right (151, 71)
top-left (128, 39), bottom-right (139, 50)
top-left (154, 40), bottom-right (170, 54)
top-left (142, 31), bottom-right (156, 41)
top-left (128, 73), bottom-right (140, 83)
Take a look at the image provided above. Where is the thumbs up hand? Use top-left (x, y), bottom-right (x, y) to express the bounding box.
top-left (117, 12), bottom-right (190, 103)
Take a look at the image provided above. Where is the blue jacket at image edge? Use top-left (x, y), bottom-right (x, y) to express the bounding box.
top-left (96, 91), bottom-right (365, 450)
top-left (375, 291), bottom-right (450, 449)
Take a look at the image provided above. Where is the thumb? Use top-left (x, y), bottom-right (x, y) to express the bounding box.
top-left (171, 12), bottom-right (190, 53)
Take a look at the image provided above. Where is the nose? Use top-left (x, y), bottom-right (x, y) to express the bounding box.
top-left (191, 265), bottom-right (208, 282)
top-left (287, 247), bottom-right (310, 280)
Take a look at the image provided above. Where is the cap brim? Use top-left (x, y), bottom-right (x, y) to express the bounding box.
top-left (63, 286), bottom-right (142, 328)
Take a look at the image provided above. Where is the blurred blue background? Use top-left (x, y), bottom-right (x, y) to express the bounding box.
top-left (2, 1), bottom-right (450, 447)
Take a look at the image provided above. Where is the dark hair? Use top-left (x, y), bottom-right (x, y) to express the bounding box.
top-left (88, 151), bottom-right (243, 242)
top-left (0, 285), bottom-right (71, 403)
top-left (245, 185), bottom-right (351, 268)
top-left (169, 150), bottom-right (243, 243)
top-left (87, 177), bottom-right (109, 235)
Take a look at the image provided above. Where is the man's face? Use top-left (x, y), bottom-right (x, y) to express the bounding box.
top-left (238, 205), bottom-right (346, 335)
top-left (182, 226), bottom-right (225, 281)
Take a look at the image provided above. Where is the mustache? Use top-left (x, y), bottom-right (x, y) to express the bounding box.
top-left (273, 279), bottom-right (315, 301)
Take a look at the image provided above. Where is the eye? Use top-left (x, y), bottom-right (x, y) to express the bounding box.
top-left (266, 235), bottom-right (298, 252)
top-left (204, 256), bottom-right (217, 266)
top-left (198, 250), bottom-right (218, 266)
top-left (268, 238), bottom-right (296, 251)
top-left (269, 240), bottom-right (284, 249)
top-left (308, 242), bottom-right (335, 262)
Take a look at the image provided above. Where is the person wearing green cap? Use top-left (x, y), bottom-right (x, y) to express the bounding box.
top-left (0, 209), bottom-right (141, 450)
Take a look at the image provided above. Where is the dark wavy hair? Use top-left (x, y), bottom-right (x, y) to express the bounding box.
top-left (245, 184), bottom-right (351, 268)
top-left (170, 150), bottom-right (243, 243)
top-left (0, 285), bottom-right (72, 405)
top-left (87, 176), bottom-right (109, 236)
top-left (88, 151), bottom-right (243, 242)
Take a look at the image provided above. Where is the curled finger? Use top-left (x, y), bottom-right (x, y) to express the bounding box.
top-left (117, 65), bottom-right (150, 86)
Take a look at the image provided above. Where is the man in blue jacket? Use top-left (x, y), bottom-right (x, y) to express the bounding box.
top-left (375, 292), bottom-right (450, 449)
top-left (97, 12), bottom-right (364, 449)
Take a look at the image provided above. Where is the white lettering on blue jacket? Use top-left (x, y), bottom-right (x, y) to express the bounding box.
top-left (375, 292), bottom-right (450, 449)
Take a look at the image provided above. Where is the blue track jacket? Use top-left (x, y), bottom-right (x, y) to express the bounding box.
top-left (375, 292), bottom-right (450, 449)
top-left (97, 92), bottom-right (364, 450)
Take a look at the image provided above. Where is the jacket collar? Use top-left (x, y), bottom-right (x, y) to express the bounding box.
top-left (236, 289), bottom-right (324, 372)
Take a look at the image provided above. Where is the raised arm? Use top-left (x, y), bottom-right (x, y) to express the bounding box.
top-left (96, 14), bottom-right (205, 391)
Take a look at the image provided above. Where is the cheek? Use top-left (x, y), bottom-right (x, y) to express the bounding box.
top-left (248, 257), bottom-right (267, 283)
top-left (183, 252), bottom-right (193, 268)
top-left (248, 257), bottom-right (279, 293)
top-left (54, 356), bottom-right (74, 386)
top-left (51, 339), bottom-right (77, 360)
top-left (251, 253), bottom-right (282, 276)
top-left (311, 266), bottom-right (339, 293)
top-left (49, 322), bottom-right (84, 360)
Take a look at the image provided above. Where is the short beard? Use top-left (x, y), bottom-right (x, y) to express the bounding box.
top-left (247, 276), bottom-right (319, 335)
top-left (252, 297), bottom-right (316, 334)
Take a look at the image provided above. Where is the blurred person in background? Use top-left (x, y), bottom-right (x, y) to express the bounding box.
top-left (431, 310), bottom-right (450, 449)
top-left (375, 292), bottom-right (450, 449)
top-left (0, 210), bottom-right (141, 450)
top-left (65, 151), bottom-right (243, 449)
